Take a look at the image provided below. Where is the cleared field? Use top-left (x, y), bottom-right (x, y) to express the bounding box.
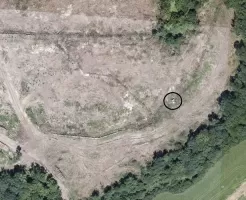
top-left (154, 140), bottom-right (246, 200)
top-left (0, 0), bottom-right (236, 199)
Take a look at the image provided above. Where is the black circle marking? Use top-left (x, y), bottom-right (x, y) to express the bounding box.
top-left (163, 92), bottom-right (182, 110)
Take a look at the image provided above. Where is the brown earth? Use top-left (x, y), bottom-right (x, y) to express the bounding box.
top-left (0, 0), bottom-right (236, 199)
top-left (227, 182), bottom-right (246, 200)
top-left (0, 0), bottom-right (156, 20)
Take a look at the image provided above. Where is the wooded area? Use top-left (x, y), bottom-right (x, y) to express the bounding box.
top-left (0, 163), bottom-right (62, 200)
top-left (153, 0), bottom-right (204, 46)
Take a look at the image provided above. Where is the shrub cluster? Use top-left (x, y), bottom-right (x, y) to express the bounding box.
top-left (0, 163), bottom-right (62, 200)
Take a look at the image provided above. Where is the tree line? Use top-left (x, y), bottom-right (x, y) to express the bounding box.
top-left (0, 163), bottom-right (62, 200)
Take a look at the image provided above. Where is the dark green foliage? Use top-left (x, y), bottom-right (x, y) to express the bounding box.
top-left (153, 0), bottom-right (204, 46)
top-left (15, 145), bottom-right (22, 158)
top-left (0, 163), bottom-right (62, 200)
top-left (225, 0), bottom-right (246, 38)
top-left (89, 1), bottom-right (246, 200)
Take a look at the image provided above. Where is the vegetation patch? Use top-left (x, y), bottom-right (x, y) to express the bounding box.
top-left (239, 196), bottom-right (246, 200)
top-left (20, 80), bottom-right (30, 96)
top-left (0, 111), bottom-right (19, 132)
top-left (87, 120), bottom-right (106, 131)
top-left (14, 0), bottom-right (29, 10)
top-left (184, 61), bottom-right (212, 93)
top-left (0, 163), bottom-right (62, 200)
top-left (154, 139), bottom-right (246, 200)
top-left (26, 104), bottom-right (47, 126)
top-left (153, 0), bottom-right (206, 47)
top-left (0, 147), bottom-right (21, 166)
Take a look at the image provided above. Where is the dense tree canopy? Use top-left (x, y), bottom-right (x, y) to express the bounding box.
top-left (153, 0), bottom-right (205, 46)
top-left (0, 163), bottom-right (62, 200)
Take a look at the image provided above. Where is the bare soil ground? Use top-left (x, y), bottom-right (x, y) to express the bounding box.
top-left (0, 0), bottom-right (236, 199)
top-left (227, 182), bottom-right (246, 200)
top-left (0, 0), bottom-right (156, 20)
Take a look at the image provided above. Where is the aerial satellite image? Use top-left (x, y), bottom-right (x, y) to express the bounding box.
top-left (0, 0), bottom-right (245, 199)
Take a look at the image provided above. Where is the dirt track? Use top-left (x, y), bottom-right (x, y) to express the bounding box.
top-left (0, 0), bottom-right (236, 199)
top-left (227, 182), bottom-right (246, 200)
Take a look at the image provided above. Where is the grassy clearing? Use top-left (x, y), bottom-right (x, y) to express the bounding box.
top-left (26, 104), bottom-right (46, 126)
top-left (0, 112), bottom-right (19, 130)
top-left (154, 140), bottom-right (246, 200)
top-left (239, 196), bottom-right (246, 200)
top-left (184, 61), bottom-right (212, 93)
top-left (0, 150), bottom-right (13, 165)
top-left (0, 149), bottom-right (20, 166)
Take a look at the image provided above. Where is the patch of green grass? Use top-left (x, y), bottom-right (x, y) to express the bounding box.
top-left (20, 80), bottom-right (30, 95)
top-left (239, 195), bottom-right (246, 200)
top-left (154, 140), bottom-right (246, 200)
top-left (185, 61), bottom-right (212, 92)
top-left (170, 1), bottom-right (178, 12)
top-left (64, 100), bottom-right (74, 107)
top-left (83, 103), bottom-right (109, 112)
top-left (0, 149), bottom-right (20, 166)
top-left (0, 113), bottom-right (19, 130)
top-left (0, 150), bottom-right (11, 165)
top-left (87, 119), bottom-right (106, 130)
top-left (15, 0), bottom-right (29, 10)
top-left (26, 104), bottom-right (46, 126)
